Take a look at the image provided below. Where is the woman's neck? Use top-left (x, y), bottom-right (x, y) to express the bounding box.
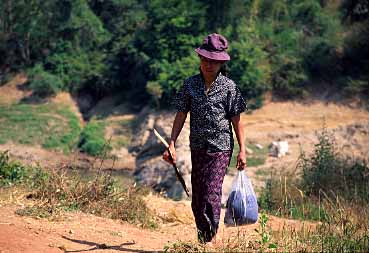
top-left (203, 72), bottom-right (218, 88)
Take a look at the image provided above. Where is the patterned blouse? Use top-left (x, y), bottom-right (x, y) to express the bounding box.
top-left (175, 72), bottom-right (247, 152)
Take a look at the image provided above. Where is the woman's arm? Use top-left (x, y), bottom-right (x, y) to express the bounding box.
top-left (163, 111), bottom-right (188, 164)
top-left (231, 114), bottom-right (247, 170)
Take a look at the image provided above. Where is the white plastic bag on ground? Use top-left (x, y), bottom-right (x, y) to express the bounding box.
top-left (224, 170), bottom-right (258, 226)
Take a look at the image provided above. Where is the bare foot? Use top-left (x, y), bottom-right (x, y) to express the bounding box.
top-left (206, 237), bottom-right (222, 250)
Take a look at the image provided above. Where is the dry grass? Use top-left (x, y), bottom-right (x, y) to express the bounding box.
top-left (14, 167), bottom-right (158, 229)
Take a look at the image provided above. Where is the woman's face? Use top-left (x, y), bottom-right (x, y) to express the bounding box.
top-left (199, 56), bottom-right (224, 76)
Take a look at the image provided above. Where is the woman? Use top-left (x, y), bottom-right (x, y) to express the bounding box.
top-left (163, 33), bottom-right (247, 244)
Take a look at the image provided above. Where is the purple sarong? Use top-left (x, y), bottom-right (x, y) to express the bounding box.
top-left (191, 150), bottom-right (231, 243)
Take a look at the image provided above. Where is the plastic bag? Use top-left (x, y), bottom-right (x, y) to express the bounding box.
top-left (224, 170), bottom-right (258, 226)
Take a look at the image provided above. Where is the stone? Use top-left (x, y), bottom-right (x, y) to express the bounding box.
top-left (255, 144), bottom-right (263, 149)
top-left (131, 110), bottom-right (192, 200)
top-left (269, 141), bottom-right (289, 158)
top-left (245, 147), bottom-right (253, 155)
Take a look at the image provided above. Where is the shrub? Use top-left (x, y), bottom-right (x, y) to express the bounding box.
top-left (259, 127), bottom-right (369, 222)
top-left (271, 57), bottom-right (308, 98)
top-left (0, 151), bottom-right (28, 186)
top-left (303, 40), bottom-right (341, 80)
top-left (343, 77), bottom-right (369, 96)
top-left (78, 120), bottom-right (111, 156)
top-left (299, 128), bottom-right (369, 202)
top-left (228, 19), bottom-right (271, 99)
top-left (45, 45), bottom-right (108, 93)
top-left (27, 64), bottom-right (64, 97)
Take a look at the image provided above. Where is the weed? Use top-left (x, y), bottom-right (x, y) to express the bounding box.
top-left (0, 150), bottom-right (28, 186)
top-left (163, 241), bottom-right (205, 253)
top-left (300, 127), bottom-right (369, 202)
top-left (78, 120), bottom-right (111, 156)
top-left (255, 212), bottom-right (278, 251)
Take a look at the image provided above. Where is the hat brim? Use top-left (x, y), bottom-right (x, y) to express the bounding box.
top-left (195, 48), bottom-right (230, 61)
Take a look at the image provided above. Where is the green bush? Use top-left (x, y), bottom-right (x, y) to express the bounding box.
top-left (146, 81), bottom-right (163, 109)
top-left (271, 57), bottom-right (308, 98)
top-left (45, 43), bottom-right (108, 93)
top-left (150, 53), bottom-right (200, 107)
top-left (28, 65), bottom-right (64, 97)
top-left (78, 120), bottom-right (111, 156)
top-left (0, 151), bottom-right (28, 186)
top-left (343, 77), bottom-right (369, 95)
top-left (300, 128), bottom-right (369, 202)
top-left (259, 127), bottom-right (369, 222)
top-left (303, 39), bottom-right (341, 80)
top-left (228, 20), bottom-right (271, 99)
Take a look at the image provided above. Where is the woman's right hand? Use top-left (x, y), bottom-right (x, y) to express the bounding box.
top-left (163, 142), bottom-right (176, 165)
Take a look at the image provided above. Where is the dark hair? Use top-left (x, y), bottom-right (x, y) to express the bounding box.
top-left (220, 63), bottom-right (229, 77)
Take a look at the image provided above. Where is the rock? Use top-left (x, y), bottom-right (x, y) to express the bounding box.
top-left (245, 147), bottom-right (253, 155)
top-left (110, 147), bottom-right (130, 159)
top-left (269, 141), bottom-right (289, 158)
top-left (131, 110), bottom-right (192, 199)
top-left (166, 174), bottom-right (192, 200)
top-left (255, 144), bottom-right (263, 150)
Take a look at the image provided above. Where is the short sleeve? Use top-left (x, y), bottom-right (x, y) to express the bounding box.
top-left (175, 82), bottom-right (191, 113)
top-left (227, 85), bottom-right (247, 118)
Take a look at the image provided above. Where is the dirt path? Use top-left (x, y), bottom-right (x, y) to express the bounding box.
top-left (0, 193), bottom-right (316, 253)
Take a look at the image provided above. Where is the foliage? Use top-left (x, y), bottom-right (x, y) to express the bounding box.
top-left (271, 57), bottom-right (308, 98)
top-left (259, 127), bottom-right (369, 223)
top-left (44, 45), bottom-right (107, 93)
top-left (27, 64), bottom-right (64, 97)
top-left (146, 81), bottom-right (163, 109)
top-left (78, 120), bottom-right (111, 156)
top-left (258, 173), bottom-right (329, 222)
top-left (228, 19), bottom-right (271, 100)
top-left (299, 127), bottom-right (369, 202)
top-left (255, 213), bottom-right (278, 250)
top-left (0, 151), bottom-right (28, 186)
top-left (1, 0), bottom-right (368, 107)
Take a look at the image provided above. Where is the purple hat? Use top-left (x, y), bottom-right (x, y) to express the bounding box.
top-left (195, 33), bottom-right (230, 61)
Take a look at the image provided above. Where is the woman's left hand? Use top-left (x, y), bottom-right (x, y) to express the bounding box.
top-left (236, 151), bottom-right (247, 170)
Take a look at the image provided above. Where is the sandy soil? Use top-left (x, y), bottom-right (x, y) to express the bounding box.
top-left (0, 192), bottom-right (316, 253)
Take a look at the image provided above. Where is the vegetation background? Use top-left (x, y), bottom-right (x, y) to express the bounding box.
top-left (1, 0), bottom-right (368, 109)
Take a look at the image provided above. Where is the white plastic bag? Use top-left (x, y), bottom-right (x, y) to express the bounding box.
top-left (224, 170), bottom-right (258, 226)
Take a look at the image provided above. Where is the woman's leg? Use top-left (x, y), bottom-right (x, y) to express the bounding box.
top-left (191, 150), bottom-right (231, 243)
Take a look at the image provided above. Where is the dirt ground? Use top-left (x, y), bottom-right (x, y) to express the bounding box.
top-left (0, 192), bottom-right (316, 253)
top-left (1, 76), bottom-right (368, 252)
